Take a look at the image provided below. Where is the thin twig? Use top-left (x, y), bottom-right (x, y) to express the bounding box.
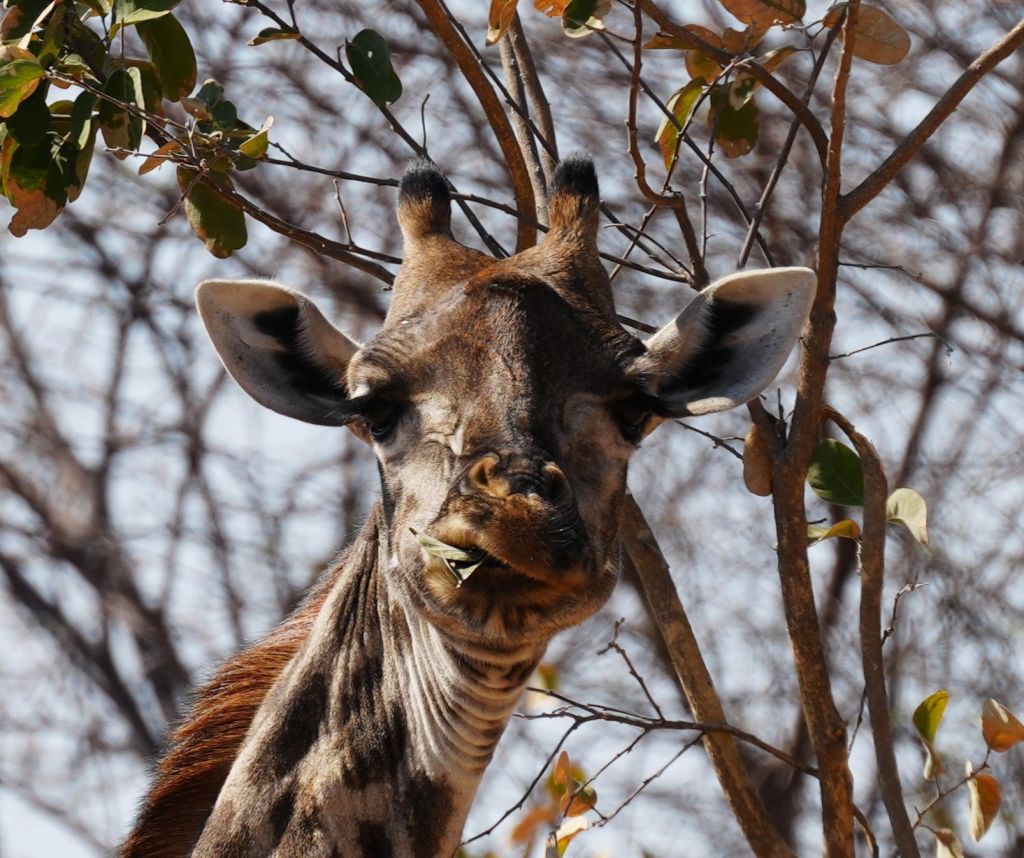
top-left (829, 332), bottom-right (947, 361)
top-left (596, 619), bottom-right (664, 718)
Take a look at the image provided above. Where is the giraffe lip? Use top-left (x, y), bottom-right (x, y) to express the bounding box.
top-left (413, 528), bottom-right (508, 586)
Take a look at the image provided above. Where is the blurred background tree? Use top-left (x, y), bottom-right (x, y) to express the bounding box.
top-left (1, 1), bottom-right (1023, 855)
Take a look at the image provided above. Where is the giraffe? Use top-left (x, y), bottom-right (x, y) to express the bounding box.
top-left (121, 156), bottom-right (815, 858)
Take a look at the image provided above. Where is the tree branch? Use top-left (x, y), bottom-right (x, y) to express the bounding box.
top-left (825, 406), bottom-right (919, 858)
top-left (416, 0), bottom-right (537, 251)
top-left (842, 19), bottom-right (1024, 221)
top-left (621, 495), bottom-right (793, 858)
top-left (770, 4), bottom-right (862, 854)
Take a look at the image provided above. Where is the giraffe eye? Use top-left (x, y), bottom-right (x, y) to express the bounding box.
top-left (614, 395), bottom-right (652, 443)
top-left (361, 397), bottom-right (403, 441)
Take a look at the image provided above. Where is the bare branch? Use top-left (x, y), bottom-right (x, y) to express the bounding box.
top-left (825, 406), bottom-right (919, 858)
top-left (842, 19), bottom-right (1024, 221)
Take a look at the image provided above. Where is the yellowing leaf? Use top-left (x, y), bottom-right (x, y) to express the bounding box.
top-left (934, 829), bottom-right (965, 858)
top-left (655, 80), bottom-right (702, 169)
top-left (642, 32), bottom-right (688, 50)
top-left (561, 0), bottom-right (609, 38)
top-left (823, 3), bottom-right (910, 65)
top-left (981, 698), bottom-right (1024, 752)
top-left (708, 82), bottom-right (759, 159)
top-left (914, 689), bottom-right (948, 780)
top-left (549, 752), bottom-right (596, 816)
top-left (552, 751), bottom-right (574, 791)
top-left (922, 740), bottom-right (943, 781)
top-left (138, 139), bottom-right (181, 174)
top-left (760, 45), bottom-right (797, 73)
top-left (534, 0), bottom-right (569, 16)
top-left (807, 519), bottom-right (861, 545)
top-left (914, 690), bottom-right (949, 744)
top-left (552, 816), bottom-right (589, 856)
top-left (509, 803), bottom-right (558, 845)
top-left (743, 423), bottom-right (773, 496)
top-left (886, 487), bottom-right (928, 545)
top-left (722, 26), bottom-right (754, 53)
top-left (681, 25), bottom-right (723, 83)
top-left (966, 763), bottom-right (1000, 841)
top-left (0, 52), bottom-right (45, 119)
top-left (248, 26), bottom-right (301, 46)
top-left (537, 662), bottom-right (559, 690)
top-left (719, 0), bottom-right (805, 29)
top-left (238, 116), bottom-right (274, 160)
top-left (486, 0), bottom-right (519, 46)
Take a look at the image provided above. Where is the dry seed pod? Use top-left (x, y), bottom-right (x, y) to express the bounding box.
top-left (743, 423), bottom-right (773, 496)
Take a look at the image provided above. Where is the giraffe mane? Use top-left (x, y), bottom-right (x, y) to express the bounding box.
top-left (119, 563), bottom-right (343, 858)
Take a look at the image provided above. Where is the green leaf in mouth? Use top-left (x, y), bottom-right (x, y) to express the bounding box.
top-left (411, 528), bottom-right (488, 587)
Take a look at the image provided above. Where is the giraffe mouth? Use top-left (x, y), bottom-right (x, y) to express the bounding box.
top-left (411, 528), bottom-right (503, 587)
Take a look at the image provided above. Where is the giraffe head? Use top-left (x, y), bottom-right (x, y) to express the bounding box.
top-left (196, 157), bottom-right (814, 645)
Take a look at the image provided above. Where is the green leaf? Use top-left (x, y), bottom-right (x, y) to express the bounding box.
top-left (69, 91), bottom-right (98, 150)
top-left (886, 487), bottom-right (928, 545)
top-left (913, 690), bottom-right (949, 745)
top-left (708, 82), bottom-right (759, 159)
top-left (176, 166), bottom-right (247, 258)
top-left (5, 82), bottom-right (50, 144)
top-left (136, 12), bottom-right (196, 101)
top-left (35, 3), bottom-right (66, 67)
top-left (189, 79), bottom-right (241, 133)
top-left (113, 0), bottom-right (178, 27)
top-left (807, 438), bottom-right (864, 507)
top-left (248, 27), bottom-right (301, 46)
top-left (55, 53), bottom-right (93, 79)
top-left (346, 29), bottom-right (402, 107)
top-left (66, 93), bottom-right (97, 201)
top-left (655, 80), bottom-right (703, 169)
top-left (98, 66), bottom-right (146, 158)
top-left (0, 53), bottom-right (46, 119)
top-left (561, 0), bottom-right (609, 37)
top-left (806, 518), bottom-right (861, 545)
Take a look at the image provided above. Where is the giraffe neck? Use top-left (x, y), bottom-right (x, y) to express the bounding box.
top-left (192, 507), bottom-right (545, 858)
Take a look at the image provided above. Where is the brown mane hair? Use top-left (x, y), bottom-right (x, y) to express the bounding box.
top-left (119, 563), bottom-right (342, 858)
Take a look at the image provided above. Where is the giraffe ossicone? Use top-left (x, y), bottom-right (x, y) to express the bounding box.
top-left (122, 156), bottom-right (814, 858)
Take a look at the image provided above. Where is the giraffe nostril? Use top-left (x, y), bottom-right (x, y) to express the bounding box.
top-left (467, 453), bottom-right (506, 497)
top-left (540, 463), bottom-right (572, 505)
top-left (465, 453), bottom-right (572, 505)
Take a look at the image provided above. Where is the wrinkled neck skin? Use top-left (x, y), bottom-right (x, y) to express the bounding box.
top-left (192, 506), bottom-right (548, 858)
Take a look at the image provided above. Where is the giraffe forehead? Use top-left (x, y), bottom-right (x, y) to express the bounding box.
top-left (354, 278), bottom-right (637, 398)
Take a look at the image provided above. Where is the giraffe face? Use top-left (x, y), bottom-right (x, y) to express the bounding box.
top-left (196, 158), bottom-right (815, 645)
top-left (344, 273), bottom-right (643, 641)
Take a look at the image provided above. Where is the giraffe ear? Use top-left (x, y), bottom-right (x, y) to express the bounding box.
top-left (196, 279), bottom-right (361, 426)
top-left (637, 268), bottom-right (816, 418)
